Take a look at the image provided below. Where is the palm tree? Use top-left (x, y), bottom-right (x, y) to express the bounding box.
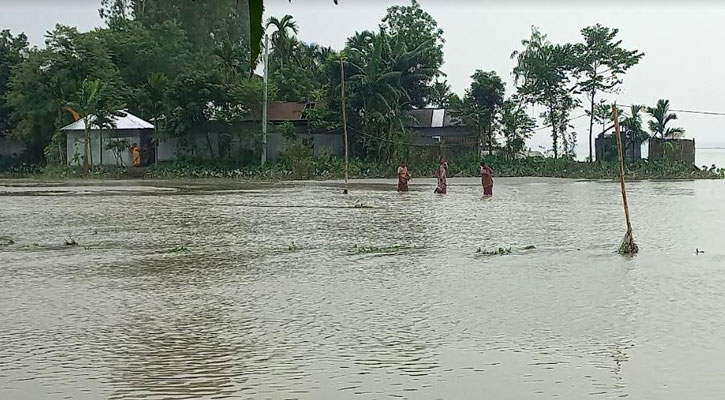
top-left (213, 41), bottom-right (245, 83)
top-left (265, 15), bottom-right (299, 68)
top-left (144, 72), bottom-right (168, 167)
top-left (69, 79), bottom-right (104, 170)
top-left (429, 79), bottom-right (452, 108)
top-left (647, 99), bottom-right (685, 140)
top-left (344, 31), bottom-right (434, 161)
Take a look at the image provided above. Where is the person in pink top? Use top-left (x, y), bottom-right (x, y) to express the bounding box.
top-left (480, 161), bottom-right (493, 196)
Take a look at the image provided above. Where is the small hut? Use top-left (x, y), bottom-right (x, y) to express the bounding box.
top-left (62, 111), bottom-right (154, 167)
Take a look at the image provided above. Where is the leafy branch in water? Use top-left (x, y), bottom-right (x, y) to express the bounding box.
top-left (477, 247), bottom-right (512, 256)
top-left (168, 246), bottom-right (190, 253)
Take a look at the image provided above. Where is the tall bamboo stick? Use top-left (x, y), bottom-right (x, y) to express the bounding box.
top-left (340, 57), bottom-right (349, 195)
top-left (612, 104), bottom-right (638, 254)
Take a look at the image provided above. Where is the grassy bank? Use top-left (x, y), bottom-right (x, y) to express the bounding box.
top-left (4, 153), bottom-right (722, 181)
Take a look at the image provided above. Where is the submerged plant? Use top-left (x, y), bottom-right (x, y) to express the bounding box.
top-left (476, 247), bottom-right (512, 256)
top-left (168, 246), bottom-right (190, 253)
top-left (352, 244), bottom-right (421, 254)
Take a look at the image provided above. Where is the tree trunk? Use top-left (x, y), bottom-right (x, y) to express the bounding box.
top-left (99, 127), bottom-right (103, 166)
top-left (550, 107), bottom-right (558, 159)
top-left (487, 121), bottom-right (493, 156)
top-left (588, 92), bottom-right (595, 162)
top-left (154, 122), bottom-right (158, 168)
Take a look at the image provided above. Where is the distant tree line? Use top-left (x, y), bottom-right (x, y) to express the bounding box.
top-left (0, 0), bottom-right (687, 166)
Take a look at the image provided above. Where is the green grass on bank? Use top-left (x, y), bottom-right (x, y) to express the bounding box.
top-left (2, 152), bottom-right (723, 181)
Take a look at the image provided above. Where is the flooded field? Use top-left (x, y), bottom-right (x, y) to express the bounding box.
top-left (1, 177), bottom-right (724, 399)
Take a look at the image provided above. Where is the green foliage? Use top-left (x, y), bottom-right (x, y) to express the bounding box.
top-left (0, 30), bottom-right (29, 136)
top-left (512, 27), bottom-right (579, 158)
top-left (500, 101), bottom-right (536, 160)
top-left (7, 25), bottom-right (124, 160)
top-left (477, 247), bottom-right (512, 256)
top-left (453, 70), bottom-right (505, 154)
top-left (647, 99), bottom-right (685, 140)
top-left (380, 0), bottom-right (444, 107)
top-left (575, 24), bottom-right (643, 161)
top-left (352, 244), bottom-right (418, 254)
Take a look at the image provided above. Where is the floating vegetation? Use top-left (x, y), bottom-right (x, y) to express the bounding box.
top-left (477, 247), bottom-right (512, 256)
top-left (0, 237), bottom-right (14, 247)
top-left (352, 244), bottom-right (421, 254)
top-left (353, 203), bottom-right (373, 209)
top-left (168, 246), bottom-right (190, 253)
top-left (287, 242), bottom-right (299, 252)
top-left (521, 245), bottom-right (536, 250)
top-left (64, 238), bottom-right (78, 247)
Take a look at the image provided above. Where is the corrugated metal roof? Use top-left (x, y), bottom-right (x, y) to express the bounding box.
top-left (60, 111), bottom-right (154, 131)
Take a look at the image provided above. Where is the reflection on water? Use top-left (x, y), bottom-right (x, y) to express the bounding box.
top-left (1, 177), bottom-right (725, 399)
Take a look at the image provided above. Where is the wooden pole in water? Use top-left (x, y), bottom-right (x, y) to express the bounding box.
top-left (261, 34), bottom-right (269, 166)
top-left (340, 57), bottom-right (349, 195)
top-left (612, 104), bottom-right (638, 254)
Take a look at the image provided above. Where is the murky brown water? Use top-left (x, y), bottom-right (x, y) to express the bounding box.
top-left (1, 177), bottom-right (724, 399)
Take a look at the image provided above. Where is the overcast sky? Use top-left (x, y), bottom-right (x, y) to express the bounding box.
top-left (2, 0), bottom-right (725, 153)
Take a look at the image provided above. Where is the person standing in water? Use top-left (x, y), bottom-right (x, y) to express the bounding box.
top-left (434, 160), bottom-right (448, 194)
top-left (480, 161), bottom-right (493, 196)
top-left (397, 162), bottom-right (410, 192)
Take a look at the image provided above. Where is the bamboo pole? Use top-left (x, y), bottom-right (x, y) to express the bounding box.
top-left (261, 34), bottom-right (269, 166)
top-left (612, 104), bottom-right (638, 254)
top-left (340, 57), bottom-right (349, 195)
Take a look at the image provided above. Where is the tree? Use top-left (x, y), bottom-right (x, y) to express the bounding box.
top-left (429, 79), bottom-right (452, 108)
top-left (500, 99), bottom-right (535, 160)
top-left (512, 27), bottom-right (579, 158)
top-left (0, 30), bottom-right (29, 138)
top-left (213, 40), bottom-right (246, 83)
top-left (647, 99), bottom-right (685, 140)
top-left (469, 70), bottom-right (505, 155)
top-left (380, 0), bottom-right (444, 108)
top-left (342, 30), bottom-right (434, 162)
top-left (575, 24), bottom-right (644, 162)
top-left (104, 0), bottom-right (249, 52)
top-left (265, 15), bottom-right (299, 69)
top-left (68, 78), bottom-right (104, 170)
top-left (7, 25), bottom-right (123, 160)
top-left (141, 72), bottom-right (168, 166)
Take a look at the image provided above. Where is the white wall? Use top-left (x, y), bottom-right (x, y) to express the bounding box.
top-left (66, 130), bottom-right (138, 167)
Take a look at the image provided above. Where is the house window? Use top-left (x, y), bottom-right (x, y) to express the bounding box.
top-left (304, 103), bottom-right (316, 110)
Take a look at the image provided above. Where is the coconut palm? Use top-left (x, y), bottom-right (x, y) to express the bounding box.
top-left (647, 99), bottom-right (685, 140)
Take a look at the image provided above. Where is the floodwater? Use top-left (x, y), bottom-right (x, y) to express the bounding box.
top-left (1, 177), bottom-right (724, 400)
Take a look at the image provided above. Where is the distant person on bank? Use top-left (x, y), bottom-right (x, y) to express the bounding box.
top-left (130, 143), bottom-right (141, 167)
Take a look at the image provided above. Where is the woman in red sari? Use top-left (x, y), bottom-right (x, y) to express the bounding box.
top-left (397, 162), bottom-right (410, 192)
top-left (480, 161), bottom-right (493, 196)
top-left (434, 160), bottom-right (448, 194)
